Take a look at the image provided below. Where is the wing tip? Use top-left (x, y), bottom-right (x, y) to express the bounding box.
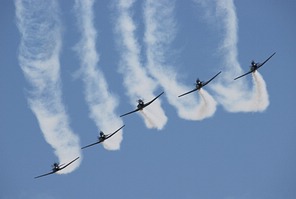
top-left (81, 144), bottom-right (93, 150)
top-left (119, 113), bottom-right (127, 117)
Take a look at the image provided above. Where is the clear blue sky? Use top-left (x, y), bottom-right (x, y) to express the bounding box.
top-left (1, 0), bottom-right (295, 199)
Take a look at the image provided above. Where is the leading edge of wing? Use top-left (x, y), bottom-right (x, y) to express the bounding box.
top-left (34, 171), bottom-right (55, 179)
top-left (234, 70), bottom-right (253, 80)
top-left (81, 140), bottom-right (102, 149)
top-left (203, 71), bottom-right (222, 87)
top-left (105, 125), bottom-right (125, 140)
top-left (120, 107), bottom-right (141, 117)
top-left (258, 52), bottom-right (276, 69)
top-left (178, 88), bottom-right (198, 97)
top-left (59, 157), bottom-right (80, 170)
top-left (144, 91), bottom-right (164, 107)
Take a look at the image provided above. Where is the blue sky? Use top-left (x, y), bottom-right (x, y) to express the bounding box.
top-left (1, 0), bottom-right (296, 198)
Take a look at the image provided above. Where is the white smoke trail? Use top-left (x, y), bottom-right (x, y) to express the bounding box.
top-left (74, 0), bottom-right (123, 150)
top-left (213, 71), bottom-right (269, 112)
top-left (144, 0), bottom-right (217, 121)
top-left (140, 111), bottom-right (156, 129)
top-left (15, 0), bottom-right (81, 173)
top-left (252, 72), bottom-right (269, 111)
top-left (115, 0), bottom-right (167, 130)
top-left (197, 0), bottom-right (269, 112)
top-left (197, 89), bottom-right (217, 118)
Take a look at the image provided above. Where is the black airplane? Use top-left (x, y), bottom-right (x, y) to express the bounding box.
top-left (234, 52), bottom-right (276, 80)
top-left (178, 71), bottom-right (221, 97)
top-left (81, 125), bottom-right (125, 149)
top-left (34, 157), bottom-right (79, 179)
top-left (120, 91), bottom-right (164, 117)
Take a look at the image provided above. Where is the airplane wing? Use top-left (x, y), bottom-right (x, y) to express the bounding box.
top-left (105, 125), bottom-right (125, 140)
top-left (179, 72), bottom-right (221, 97)
top-left (257, 52), bottom-right (276, 69)
top-left (81, 140), bottom-right (102, 149)
top-left (34, 157), bottom-right (79, 179)
top-left (59, 157), bottom-right (80, 170)
top-left (202, 71), bottom-right (222, 87)
top-left (120, 107), bottom-right (142, 117)
top-left (82, 125), bottom-right (125, 149)
top-left (234, 52), bottom-right (276, 80)
top-left (234, 70), bottom-right (253, 80)
top-left (178, 88), bottom-right (198, 98)
top-left (142, 91), bottom-right (164, 107)
top-left (34, 170), bottom-right (56, 179)
top-left (120, 92), bottom-right (164, 117)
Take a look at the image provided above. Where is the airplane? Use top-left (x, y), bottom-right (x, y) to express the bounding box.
top-left (34, 157), bottom-right (79, 179)
top-left (234, 52), bottom-right (276, 80)
top-left (120, 91), bottom-right (164, 117)
top-left (81, 125), bottom-right (125, 149)
top-left (178, 71), bottom-right (221, 98)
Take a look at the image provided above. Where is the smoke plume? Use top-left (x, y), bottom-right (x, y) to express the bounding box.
top-left (74, 0), bottom-right (124, 150)
top-left (15, 0), bottom-right (81, 173)
top-left (144, 0), bottom-right (218, 120)
top-left (115, 0), bottom-right (168, 130)
top-left (197, 0), bottom-right (270, 112)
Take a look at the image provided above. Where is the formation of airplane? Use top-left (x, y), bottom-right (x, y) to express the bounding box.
top-left (81, 125), bottom-right (125, 149)
top-left (178, 71), bottom-right (221, 97)
top-left (34, 52), bottom-right (275, 179)
top-left (234, 52), bottom-right (276, 80)
top-left (120, 91), bottom-right (164, 117)
top-left (34, 157), bottom-right (79, 179)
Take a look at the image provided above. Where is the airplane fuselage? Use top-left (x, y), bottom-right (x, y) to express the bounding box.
top-left (52, 163), bottom-right (59, 170)
top-left (98, 131), bottom-right (106, 141)
top-left (250, 64), bottom-right (259, 72)
top-left (137, 104), bottom-right (144, 110)
top-left (195, 81), bottom-right (203, 89)
top-left (52, 167), bottom-right (59, 172)
top-left (137, 100), bottom-right (145, 110)
top-left (98, 136), bottom-right (105, 142)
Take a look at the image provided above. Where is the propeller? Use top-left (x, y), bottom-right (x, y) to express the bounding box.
top-left (137, 99), bottom-right (144, 104)
top-left (195, 79), bottom-right (203, 87)
top-left (196, 78), bottom-right (202, 83)
top-left (52, 163), bottom-right (60, 169)
top-left (251, 60), bottom-right (257, 66)
top-left (98, 131), bottom-right (106, 140)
